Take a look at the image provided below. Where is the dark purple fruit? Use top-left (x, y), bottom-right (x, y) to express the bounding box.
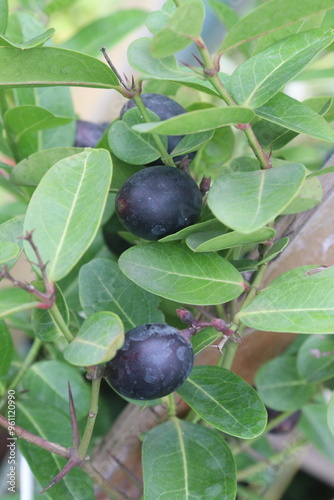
top-left (105, 323), bottom-right (194, 400)
top-left (120, 93), bottom-right (196, 163)
top-left (267, 407), bottom-right (302, 434)
top-left (74, 120), bottom-right (109, 148)
top-left (115, 165), bottom-right (202, 241)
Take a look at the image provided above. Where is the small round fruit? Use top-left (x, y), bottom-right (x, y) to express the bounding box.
top-left (120, 93), bottom-right (196, 163)
top-left (115, 165), bottom-right (202, 240)
top-left (105, 323), bottom-right (194, 400)
top-left (74, 120), bottom-right (109, 148)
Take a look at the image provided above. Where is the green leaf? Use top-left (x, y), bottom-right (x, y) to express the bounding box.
top-left (281, 176), bottom-right (322, 214)
top-left (299, 403), bottom-right (334, 462)
top-left (297, 335), bottom-right (334, 383)
top-left (169, 130), bottom-right (213, 158)
top-left (63, 312), bottom-right (124, 366)
top-left (24, 360), bottom-right (90, 420)
top-left (255, 93), bottom-right (334, 142)
top-left (150, 1), bottom-right (205, 58)
top-left (133, 106), bottom-right (255, 135)
top-left (207, 164), bottom-right (306, 233)
top-left (238, 270), bottom-right (334, 333)
top-left (0, 288), bottom-right (40, 318)
top-left (32, 282), bottom-right (69, 342)
top-left (328, 393), bottom-right (334, 437)
top-left (4, 105), bottom-right (73, 158)
top-left (0, 216), bottom-right (24, 273)
top-left (159, 219), bottom-right (228, 243)
top-left (186, 227), bottom-right (275, 252)
top-left (79, 258), bottom-right (164, 331)
top-left (0, 321), bottom-right (13, 392)
top-left (0, 47), bottom-right (119, 89)
top-left (0, 0), bottom-right (8, 35)
top-left (191, 327), bottom-right (220, 355)
top-left (177, 366), bottom-right (267, 438)
top-left (23, 149), bottom-right (112, 282)
top-left (118, 243), bottom-right (245, 306)
top-left (255, 356), bottom-right (315, 411)
top-left (108, 109), bottom-right (167, 165)
top-left (62, 9), bottom-right (148, 57)
top-left (143, 419), bottom-right (236, 500)
top-left (220, 0), bottom-right (334, 51)
top-left (208, 0), bottom-right (239, 30)
top-left (0, 241), bottom-right (19, 264)
top-left (10, 147), bottom-right (84, 187)
top-left (0, 27), bottom-right (54, 48)
top-left (230, 29), bottom-right (334, 108)
top-left (17, 401), bottom-right (94, 499)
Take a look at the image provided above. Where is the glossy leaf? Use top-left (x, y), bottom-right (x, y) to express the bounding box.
top-left (159, 219), bottom-right (228, 243)
top-left (150, 1), bottom-right (205, 58)
top-left (328, 393), bottom-right (334, 437)
top-left (63, 312), bottom-right (124, 366)
top-left (132, 106), bottom-right (255, 135)
top-left (79, 258), bottom-right (164, 331)
top-left (299, 403), bottom-right (334, 462)
top-left (281, 176), bottom-right (322, 215)
top-left (0, 216), bottom-right (24, 273)
top-left (193, 127), bottom-right (235, 181)
top-left (0, 27), bottom-right (54, 49)
top-left (108, 109), bottom-right (167, 165)
top-left (62, 9), bottom-right (148, 57)
top-left (255, 356), bottom-right (315, 411)
top-left (207, 164), bottom-right (306, 233)
top-left (32, 283), bottom-right (69, 342)
top-left (0, 241), bottom-right (19, 264)
top-left (186, 227), bottom-right (275, 252)
top-left (230, 29), bottom-right (334, 108)
top-left (10, 147), bottom-right (84, 187)
top-left (0, 288), bottom-right (40, 318)
top-left (297, 335), bottom-right (334, 383)
top-left (220, 0), bottom-right (334, 51)
top-left (118, 243), bottom-right (245, 306)
top-left (257, 237), bottom-right (289, 265)
top-left (0, 47), bottom-right (119, 89)
top-left (17, 401), bottom-right (94, 500)
top-left (23, 149), bottom-right (112, 282)
top-left (24, 360), bottom-right (90, 420)
top-left (208, 0), bottom-right (239, 30)
top-left (0, 321), bottom-right (13, 392)
top-left (169, 130), bottom-right (213, 157)
top-left (238, 272), bottom-right (334, 333)
top-left (143, 419), bottom-right (236, 500)
top-left (178, 366), bottom-right (267, 438)
top-left (255, 93), bottom-right (334, 142)
top-left (4, 105), bottom-right (73, 158)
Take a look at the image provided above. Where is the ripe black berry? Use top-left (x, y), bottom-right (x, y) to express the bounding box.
top-left (74, 120), bottom-right (109, 148)
top-left (105, 323), bottom-right (194, 400)
top-left (115, 165), bottom-right (202, 241)
top-left (120, 93), bottom-right (196, 163)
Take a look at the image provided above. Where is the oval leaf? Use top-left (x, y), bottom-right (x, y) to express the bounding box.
top-left (133, 106), bottom-right (255, 135)
top-left (187, 227), bottom-right (275, 252)
top-left (238, 274), bottom-right (334, 334)
top-left (0, 288), bottom-right (40, 318)
top-left (0, 217), bottom-right (24, 273)
top-left (79, 258), bottom-right (164, 331)
top-left (208, 164), bottom-right (306, 233)
top-left (177, 365), bottom-right (267, 438)
top-left (299, 403), bottom-right (334, 462)
top-left (0, 241), bottom-right (19, 264)
top-left (143, 419), bottom-right (236, 500)
top-left (230, 29), bottom-right (334, 108)
top-left (297, 335), bottom-right (334, 383)
top-left (63, 312), bottom-right (124, 366)
top-left (23, 149), bottom-right (112, 281)
top-left (255, 356), bottom-right (315, 411)
top-left (0, 46), bottom-right (119, 89)
top-left (32, 283), bottom-right (69, 342)
top-left (118, 243), bottom-right (244, 306)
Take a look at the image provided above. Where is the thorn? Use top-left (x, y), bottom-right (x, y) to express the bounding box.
top-left (40, 457), bottom-right (79, 494)
top-left (68, 382), bottom-right (80, 448)
top-left (192, 53), bottom-right (205, 68)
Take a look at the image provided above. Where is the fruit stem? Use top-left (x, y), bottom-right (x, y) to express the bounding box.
top-left (50, 303), bottom-right (74, 342)
top-left (77, 378), bottom-right (101, 460)
top-left (132, 94), bottom-right (176, 167)
top-left (195, 39), bottom-right (272, 170)
top-left (167, 393), bottom-right (177, 418)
